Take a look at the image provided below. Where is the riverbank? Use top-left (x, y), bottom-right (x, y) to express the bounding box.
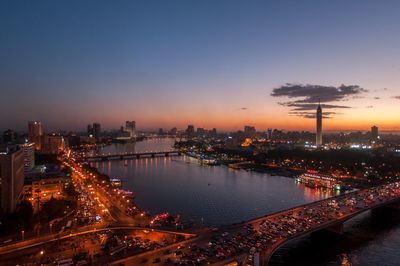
top-left (224, 162), bottom-right (300, 177)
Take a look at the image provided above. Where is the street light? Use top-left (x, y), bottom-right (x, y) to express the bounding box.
top-left (21, 230), bottom-right (24, 241)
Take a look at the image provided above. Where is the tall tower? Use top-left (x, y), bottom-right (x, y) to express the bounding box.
top-left (316, 102), bottom-right (323, 147)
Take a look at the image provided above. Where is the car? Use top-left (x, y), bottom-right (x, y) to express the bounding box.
top-left (141, 258), bottom-right (148, 263)
top-left (152, 257), bottom-right (161, 263)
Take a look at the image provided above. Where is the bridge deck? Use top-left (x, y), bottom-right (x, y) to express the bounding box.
top-left (220, 182), bottom-right (400, 265)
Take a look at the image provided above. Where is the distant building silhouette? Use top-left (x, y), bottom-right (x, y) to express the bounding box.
top-left (2, 129), bottom-right (18, 144)
top-left (209, 128), bottom-right (217, 138)
top-left (371, 125), bottom-right (379, 140)
top-left (125, 121), bottom-right (136, 138)
top-left (267, 128), bottom-right (273, 140)
top-left (169, 127), bottom-right (177, 135)
top-left (28, 121), bottom-right (43, 151)
top-left (87, 124), bottom-right (93, 137)
top-left (87, 122), bottom-right (101, 140)
top-left (186, 125), bottom-right (195, 138)
top-left (244, 126), bottom-right (256, 137)
top-left (41, 133), bottom-right (65, 154)
top-left (197, 128), bottom-right (205, 137)
top-left (93, 123), bottom-right (101, 139)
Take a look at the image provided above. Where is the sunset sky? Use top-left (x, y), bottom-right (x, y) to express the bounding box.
top-left (1, 0), bottom-right (400, 132)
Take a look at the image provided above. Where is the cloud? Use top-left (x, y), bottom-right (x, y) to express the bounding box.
top-left (280, 102), bottom-right (351, 111)
top-left (374, 97), bottom-right (380, 100)
top-left (365, 105), bottom-right (374, 108)
top-left (393, 96), bottom-right (400, 100)
top-left (240, 107), bottom-right (248, 110)
top-left (374, 88), bottom-right (388, 92)
top-left (271, 83), bottom-right (367, 118)
top-left (271, 83), bottom-right (367, 103)
top-left (289, 111), bottom-right (339, 119)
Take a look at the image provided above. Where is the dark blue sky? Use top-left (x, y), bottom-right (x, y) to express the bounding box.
top-left (1, 1), bottom-right (400, 132)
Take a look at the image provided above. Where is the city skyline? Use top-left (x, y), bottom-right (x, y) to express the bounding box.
top-left (2, 1), bottom-right (400, 132)
top-left (2, 2), bottom-right (400, 265)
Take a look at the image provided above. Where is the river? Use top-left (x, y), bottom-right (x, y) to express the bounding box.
top-left (92, 139), bottom-right (400, 266)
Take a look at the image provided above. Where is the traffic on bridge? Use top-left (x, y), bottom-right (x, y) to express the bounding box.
top-left (219, 181), bottom-right (400, 265)
top-left (100, 182), bottom-right (400, 266)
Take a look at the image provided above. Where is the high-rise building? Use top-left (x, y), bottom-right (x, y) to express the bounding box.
top-left (125, 121), bottom-right (136, 138)
top-left (0, 145), bottom-right (25, 215)
top-left (267, 128), bottom-right (273, 140)
top-left (169, 127), bottom-right (177, 135)
top-left (93, 123), bottom-right (101, 139)
top-left (186, 125), bottom-right (195, 138)
top-left (371, 126), bottom-right (379, 140)
top-left (244, 126), bottom-right (256, 137)
top-left (2, 129), bottom-right (18, 144)
top-left (87, 124), bottom-right (94, 137)
top-left (197, 128), bottom-right (205, 137)
top-left (20, 142), bottom-right (35, 173)
top-left (41, 134), bottom-right (65, 154)
top-left (209, 128), bottom-right (217, 138)
top-left (66, 134), bottom-right (80, 147)
top-left (28, 121), bottom-right (43, 151)
top-left (316, 102), bottom-right (323, 147)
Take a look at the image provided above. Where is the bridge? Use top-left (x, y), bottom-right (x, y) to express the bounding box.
top-left (0, 224), bottom-right (196, 257)
top-left (82, 150), bottom-right (183, 161)
top-left (223, 182), bottom-right (400, 265)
